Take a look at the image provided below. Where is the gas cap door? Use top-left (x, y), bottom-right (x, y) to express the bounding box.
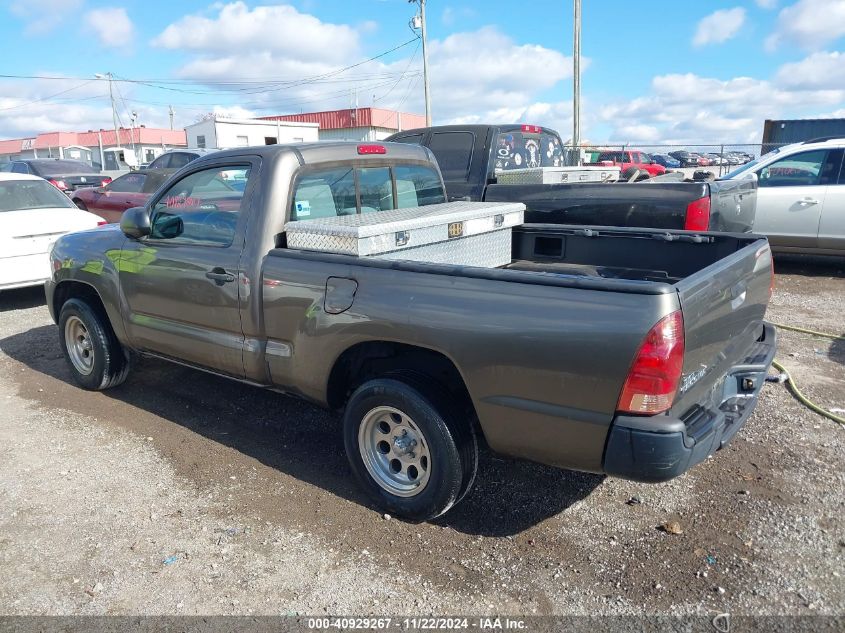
top-left (324, 277), bottom-right (358, 314)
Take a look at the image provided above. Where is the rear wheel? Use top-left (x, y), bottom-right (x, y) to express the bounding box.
top-left (343, 376), bottom-right (477, 521)
top-left (58, 298), bottom-right (130, 390)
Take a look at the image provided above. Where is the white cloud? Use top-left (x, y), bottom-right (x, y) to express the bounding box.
top-left (425, 27), bottom-right (573, 120)
top-left (594, 62), bottom-right (845, 143)
top-left (756, 0), bottom-right (778, 8)
top-left (693, 7), bottom-right (746, 47)
top-left (83, 8), bottom-right (135, 50)
top-left (775, 50), bottom-right (845, 88)
top-left (152, 2), bottom-right (360, 66)
top-left (8, 0), bottom-right (83, 35)
top-left (765, 0), bottom-right (845, 51)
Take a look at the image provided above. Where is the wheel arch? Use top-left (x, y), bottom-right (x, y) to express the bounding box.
top-left (52, 279), bottom-right (127, 345)
top-left (326, 340), bottom-right (481, 436)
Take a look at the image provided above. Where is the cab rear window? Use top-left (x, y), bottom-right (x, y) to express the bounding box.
top-left (495, 130), bottom-right (566, 171)
top-left (291, 164), bottom-right (445, 221)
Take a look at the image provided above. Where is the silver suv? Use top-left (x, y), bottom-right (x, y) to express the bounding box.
top-left (723, 137), bottom-right (845, 255)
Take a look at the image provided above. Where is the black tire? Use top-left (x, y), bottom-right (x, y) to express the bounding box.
top-left (58, 298), bottom-right (130, 390)
top-left (343, 375), bottom-right (478, 522)
top-left (74, 200), bottom-right (88, 211)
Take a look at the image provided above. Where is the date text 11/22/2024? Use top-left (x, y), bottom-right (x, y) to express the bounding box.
top-left (306, 617), bottom-right (527, 630)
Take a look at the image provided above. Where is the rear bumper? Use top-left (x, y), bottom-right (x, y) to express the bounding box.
top-left (602, 322), bottom-right (777, 483)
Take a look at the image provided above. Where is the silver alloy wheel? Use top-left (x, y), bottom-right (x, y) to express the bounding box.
top-left (65, 315), bottom-right (94, 376)
top-left (358, 406), bottom-right (432, 498)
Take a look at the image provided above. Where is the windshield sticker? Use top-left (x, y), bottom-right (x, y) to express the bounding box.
top-left (296, 200), bottom-right (311, 217)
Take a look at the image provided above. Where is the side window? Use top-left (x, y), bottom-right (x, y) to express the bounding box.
top-left (150, 165), bottom-right (251, 246)
top-left (821, 149), bottom-right (844, 185)
top-left (427, 132), bottom-right (474, 182)
top-left (393, 165), bottom-right (446, 208)
top-left (11, 162), bottom-right (29, 174)
top-left (107, 173), bottom-right (146, 193)
top-left (291, 167), bottom-right (356, 220)
top-left (390, 133), bottom-right (424, 145)
top-left (758, 150), bottom-right (826, 187)
top-left (358, 167), bottom-right (394, 213)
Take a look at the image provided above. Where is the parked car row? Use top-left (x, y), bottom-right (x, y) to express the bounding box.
top-left (0, 159), bottom-right (112, 193)
top-left (668, 150), bottom-right (754, 168)
top-left (583, 149), bottom-right (755, 176)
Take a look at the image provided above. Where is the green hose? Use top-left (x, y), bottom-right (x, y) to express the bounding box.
top-left (768, 322), bottom-right (845, 426)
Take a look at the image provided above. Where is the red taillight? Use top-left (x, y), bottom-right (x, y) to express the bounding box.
top-left (684, 196), bottom-right (711, 231)
top-left (49, 178), bottom-right (68, 190)
top-left (521, 124), bottom-right (542, 134)
top-left (617, 311), bottom-right (685, 415)
top-left (96, 220), bottom-right (107, 226)
top-left (101, 177), bottom-right (112, 186)
top-left (357, 144), bottom-right (386, 155)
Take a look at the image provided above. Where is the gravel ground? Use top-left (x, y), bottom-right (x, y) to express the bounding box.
top-left (0, 254), bottom-right (843, 619)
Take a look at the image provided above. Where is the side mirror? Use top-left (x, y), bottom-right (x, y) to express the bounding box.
top-left (121, 206), bottom-right (151, 239)
top-left (94, 186), bottom-right (106, 194)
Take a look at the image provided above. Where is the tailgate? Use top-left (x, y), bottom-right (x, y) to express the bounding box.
top-left (673, 238), bottom-right (771, 411)
top-left (709, 178), bottom-right (756, 232)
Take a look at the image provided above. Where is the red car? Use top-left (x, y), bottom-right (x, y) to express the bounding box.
top-left (591, 150), bottom-right (667, 178)
top-left (70, 169), bottom-right (175, 223)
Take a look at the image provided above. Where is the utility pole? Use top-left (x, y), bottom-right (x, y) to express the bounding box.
top-left (410, 0), bottom-right (432, 125)
top-left (95, 72), bottom-right (121, 148)
top-left (169, 105), bottom-right (175, 130)
top-left (572, 0), bottom-right (582, 165)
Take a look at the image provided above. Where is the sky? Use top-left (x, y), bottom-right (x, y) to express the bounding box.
top-left (1, 0), bottom-right (844, 145)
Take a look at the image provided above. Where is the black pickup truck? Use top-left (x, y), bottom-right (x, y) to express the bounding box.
top-left (386, 124), bottom-right (757, 232)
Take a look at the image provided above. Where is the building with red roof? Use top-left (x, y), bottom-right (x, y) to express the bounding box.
top-left (0, 126), bottom-right (187, 170)
top-left (260, 107), bottom-right (426, 142)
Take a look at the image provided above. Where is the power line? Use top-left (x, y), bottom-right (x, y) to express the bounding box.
top-left (0, 79), bottom-right (96, 112)
top-left (0, 36), bottom-right (420, 95)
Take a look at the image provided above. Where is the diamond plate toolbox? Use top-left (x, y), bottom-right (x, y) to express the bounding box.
top-left (284, 201), bottom-right (525, 268)
top-left (496, 166), bottom-right (620, 184)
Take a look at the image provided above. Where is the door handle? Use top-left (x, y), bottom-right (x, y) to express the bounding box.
top-left (205, 268), bottom-right (235, 285)
top-left (799, 198), bottom-right (819, 205)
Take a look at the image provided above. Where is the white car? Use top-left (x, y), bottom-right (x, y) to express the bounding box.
top-left (722, 137), bottom-right (845, 255)
top-left (0, 173), bottom-right (105, 291)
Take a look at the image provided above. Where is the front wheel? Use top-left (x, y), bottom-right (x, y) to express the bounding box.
top-left (58, 298), bottom-right (130, 390)
top-left (343, 377), bottom-right (477, 521)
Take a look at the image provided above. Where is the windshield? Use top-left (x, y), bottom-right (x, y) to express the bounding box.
top-left (0, 179), bottom-right (76, 211)
top-left (720, 148), bottom-right (782, 179)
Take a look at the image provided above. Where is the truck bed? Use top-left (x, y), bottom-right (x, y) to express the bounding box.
top-left (266, 223), bottom-right (771, 474)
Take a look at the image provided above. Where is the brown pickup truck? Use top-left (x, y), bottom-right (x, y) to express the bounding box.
top-left (47, 142), bottom-right (776, 521)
